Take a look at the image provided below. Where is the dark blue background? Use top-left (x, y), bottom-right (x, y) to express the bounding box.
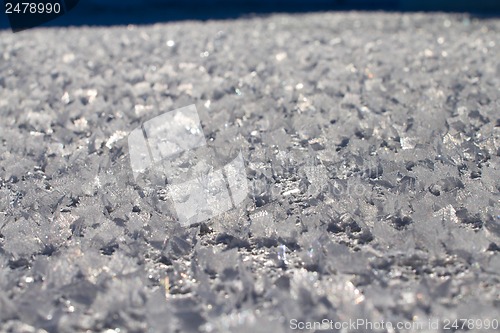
top-left (1, 0), bottom-right (499, 30)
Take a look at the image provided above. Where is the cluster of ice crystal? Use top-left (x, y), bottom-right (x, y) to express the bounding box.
top-left (0, 12), bottom-right (499, 333)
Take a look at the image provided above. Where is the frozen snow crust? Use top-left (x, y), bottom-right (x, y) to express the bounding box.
top-left (0, 12), bottom-right (499, 333)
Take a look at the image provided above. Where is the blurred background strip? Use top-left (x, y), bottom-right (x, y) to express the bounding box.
top-left (83, 0), bottom-right (500, 11)
top-left (1, 0), bottom-right (499, 30)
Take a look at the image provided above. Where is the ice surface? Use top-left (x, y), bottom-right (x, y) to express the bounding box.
top-left (0, 11), bottom-right (499, 333)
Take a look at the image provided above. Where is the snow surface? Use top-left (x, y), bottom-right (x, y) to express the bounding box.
top-left (0, 12), bottom-right (499, 333)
